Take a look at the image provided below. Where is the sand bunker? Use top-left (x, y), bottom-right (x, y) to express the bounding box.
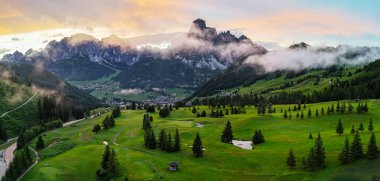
top-left (232, 140), bottom-right (252, 150)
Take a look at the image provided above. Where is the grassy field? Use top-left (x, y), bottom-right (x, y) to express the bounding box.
top-left (22, 100), bottom-right (380, 181)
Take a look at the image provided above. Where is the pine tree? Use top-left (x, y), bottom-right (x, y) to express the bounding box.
top-left (339, 137), bottom-right (352, 164)
top-left (283, 110), bottom-right (288, 119)
top-left (103, 115), bottom-right (110, 129)
top-left (327, 107), bottom-right (330, 115)
top-left (158, 129), bottom-right (166, 148)
top-left (192, 107), bottom-right (197, 114)
top-left (165, 133), bottom-right (173, 152)
top-left (296, 112), bottom-right (299, 118)
top-left (101, 145), bottom-right (111, 170)
top-left (313, 133), bottom-right (326, 168)
top-left (92, 124), bottom-right (101, 134)
top-left (287, 149), bottom-right (296, 168)
top-left (368, 118), bottom-right (374, 132)
top-left (336, 101), bottom-right (341, 112)
top-left (309, 133), bottom-right (313, 139)
top-left (107, 149), bottom-right (119, 177)
top-left (144, 128), bottom-right (151, 147)
top-left (192, 133), bottom-right (203, 157)
top-left (315, 109), bottom-right (319, 117)
top-left (351, 124), bottom-right (355, 134)
top-left (174, 128), bottom-right (181, 152)
top-left (359, 122), bottom-right (364, 131)
top-left (300, 111), bottom-right (304, 119)
top-left (351, 130), bottom-right (363, 160)
top-left (221, 120), bottom-right (233, 143)
top-left (36, 136), bottom-right (45, 150)
top-left (321, 107), bottom-right (325, 115)
top-left (148, 129), bottom-right (157, 149)
top-left (367, 132), bottom-right (378, 160)
top-left (258, 130), bottom-right (265, 143)
top-left (336, 119), bottom-right (344, 136)
top-left (308, 108), bottom-right (312, 118)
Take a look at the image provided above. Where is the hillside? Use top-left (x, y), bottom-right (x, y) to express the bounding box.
top-left (21, 101), bottom-right (380, 180)
top-left (191, 59), bottom-right (380, 104)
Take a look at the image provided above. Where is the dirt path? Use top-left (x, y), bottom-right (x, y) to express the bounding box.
top-left (62, 118), bottom-right (84, 127)
top-left (0, 91), bottom-right (37, 118)
top-left (112, 131), bottom-right (120, 145)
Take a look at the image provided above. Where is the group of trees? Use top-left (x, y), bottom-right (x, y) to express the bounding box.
top-left (210, 108), bottom-right (225, 118)
top-left (0, 117), bottom-right (8, 141)
top-left (144, 128), bottom-right (181, 153)
top-left (257, 103), bottom-right (275, 115)
top-left (96, 145), bottom-right (119, 180)
top-left (196, 110), bottom-right (207, 118)
top-left (37, 96), bottom-right (85, 123)
top-left (17, 120), bottom-right (62, 149)
top-left (1, 147), bottom-right (33, 181)
top-left (102, 115), bottom-right (115, 130)
top-left (339, 131), bottom-right (378, 164)
top-left (337, 119), bottom-right (374, 136)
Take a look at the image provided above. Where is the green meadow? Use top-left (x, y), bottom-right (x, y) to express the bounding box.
top-left (22, 100), bottom-right (380, 181)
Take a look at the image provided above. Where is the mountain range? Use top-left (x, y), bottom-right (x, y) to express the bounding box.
top-left (1, 19), bottom-right (267, 102)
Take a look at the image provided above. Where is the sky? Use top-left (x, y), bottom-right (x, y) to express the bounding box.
top-left (1, 0), bottom-right (380, 56)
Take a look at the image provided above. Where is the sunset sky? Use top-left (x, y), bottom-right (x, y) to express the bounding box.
top-left (1, 0), bottom-right (380, 55)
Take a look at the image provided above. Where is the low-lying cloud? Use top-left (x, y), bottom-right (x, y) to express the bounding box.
top-left (244, 45), bottom-right (380, 72)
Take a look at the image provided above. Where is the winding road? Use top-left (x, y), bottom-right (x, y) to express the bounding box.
top-left (0, 92), bottom-right (37, 179)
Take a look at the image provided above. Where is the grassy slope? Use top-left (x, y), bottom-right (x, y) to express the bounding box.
top-left (22, 100), bottom-right (380, 181)
top-left (217, 67), bottom-right (360, 98)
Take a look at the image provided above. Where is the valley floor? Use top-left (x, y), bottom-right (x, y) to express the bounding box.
top-left (21, 100), bottom-right (380, 181)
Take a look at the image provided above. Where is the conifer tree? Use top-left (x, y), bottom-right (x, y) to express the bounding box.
top-left (336, 102), bottom-right (340, 112)
top-left (158, 129), bottom-right (166, 148)
top-left (165, 133), bottom-right (173, 152)
top-left (107, 149), bottom-right (119, 177)
top-left (368, 118), bottom-right (374, 132)
top-left (148, 129), bottom-right (157, 149)
top-left (351, 130), bottom-right (363, 160)
top-left (300, 111), bottom-right (304, 119)
top-left (359, 122), bottom-right (364, 131)
top-left (308, 108), bottom-right (312, 118)
top-left (309, 133), bottom-right (313, 139)
top-left (315, 109), bottom-right (319, 117)
top-left (174, 128), bottom-right (181, 152)
top-left (348, 103), bottom-right (353, 112)
top-left (339, 137), bottom-right (352, 164)
top-left (92, 124), bottom-right (101, 134)
top-left (192, 133), bottom-right (203, 157)
top-left (283, 110), bottom-right (288, 119)
top-left (192, 107), bottom-right (197, 114)
top-left (101, 145), bottom-right (110, 170)
top-left (367, 132), bottom-right (378, 160)
top-left (336, 119), bottom-right (344, 136)
top-left (351, 124), bottom-right (355, 134)
top-left (327, 107), bottom-right (330, 115)
top-left (221, 120), bottom-right (233, 143)
top-left (36, 136), bottom-right (45, 150)
top-left (313, 133), bottom-right (326, 168)
top-left (287, 149), bottom-right (296, 168)
top-left (321, 107), bottom-right (325, 115)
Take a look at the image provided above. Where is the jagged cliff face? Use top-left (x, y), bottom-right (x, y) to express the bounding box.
top-left (1, 19), bottom-right (267, 91)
